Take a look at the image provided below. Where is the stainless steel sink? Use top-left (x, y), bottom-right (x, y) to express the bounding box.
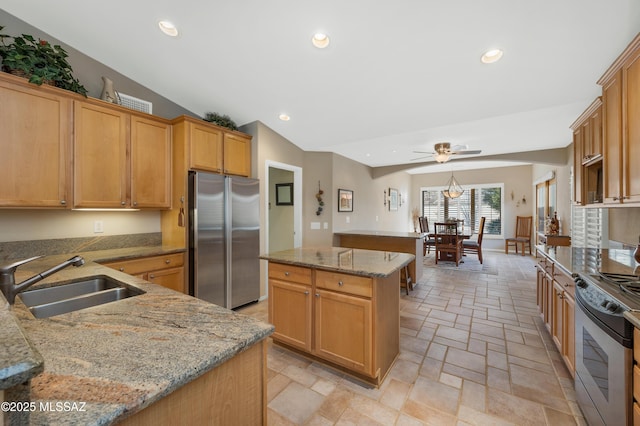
top-left (18, 275), bottom-right (145, 318)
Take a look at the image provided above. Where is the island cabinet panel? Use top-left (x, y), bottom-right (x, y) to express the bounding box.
top-left (267, 259), bottom-right (400, 387)
top-left (314, 288), bottom-right (372, 375)
top-left (269, 280), bottom-right (312, 352)
top-left (119, 339), bottom-right (267, 426)
top-left (0, 75), bottom-right (72, 207)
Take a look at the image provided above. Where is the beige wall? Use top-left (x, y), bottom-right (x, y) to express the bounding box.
top-left (411, 165), bottom-right (535, 251)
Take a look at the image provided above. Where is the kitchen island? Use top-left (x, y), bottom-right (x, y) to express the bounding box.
top-left (334, 230), bottom-right (426, 284)
top-left (1, 254), bottom-right (273, 425)
top-left (261, 247), bottom-right (414, 387)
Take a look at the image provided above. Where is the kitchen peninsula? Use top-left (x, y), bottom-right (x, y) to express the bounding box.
top-left (1, 254), bottom-right (273, 425)
top-left (334, 230), bottom-right (426, 283)
top-left (261, 247), bottom-right (414, 387)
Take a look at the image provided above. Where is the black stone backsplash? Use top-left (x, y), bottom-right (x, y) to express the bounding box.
top-left (0, 233), bottom-right (162, 262)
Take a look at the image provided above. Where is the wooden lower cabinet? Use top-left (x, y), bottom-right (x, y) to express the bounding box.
top-left (634, 328), bottom-right (640, 425)
top-left (535, 251), bottom-right (575, 377)
top-left (101, 252), bottom-right (186, 294)
top-left (267, 261), bottom-right (399, 387)
top-left (119, 339), bottom-right (267, 426)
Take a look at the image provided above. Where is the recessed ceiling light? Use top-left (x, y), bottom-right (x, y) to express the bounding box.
top-left (279, 114), bottom-right (290, 121)
top-left (312, 33), bottom-right (330, 49)
top-left (158, 21), bottom-right (179, 37)
top-left (481, 48), bottom-right (503, 64)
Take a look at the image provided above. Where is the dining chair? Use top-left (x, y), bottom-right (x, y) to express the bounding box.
top-left (505, 216), bottom-right (533, 256)
top-left (463, 217), bottom-right (486, 264)
top-left (434, 222), bottom-right (463, 266)
top-left (418, 217), bottom-right (436, 255)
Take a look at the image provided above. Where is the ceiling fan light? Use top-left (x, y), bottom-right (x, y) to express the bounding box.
top-left (434, 153), bottom-right (450, 163)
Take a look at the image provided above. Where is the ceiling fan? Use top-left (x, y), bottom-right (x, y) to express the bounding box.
top-left (412, 142), bottom-right (482, 163)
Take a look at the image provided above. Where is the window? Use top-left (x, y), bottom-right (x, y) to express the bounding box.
top-left (536, 178), bottom-right (556, 235)
top-left (421, 184), bottom-right (503, 236)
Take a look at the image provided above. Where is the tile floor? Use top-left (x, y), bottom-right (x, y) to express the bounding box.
top-left (239, 251), bottom-right (585, 425)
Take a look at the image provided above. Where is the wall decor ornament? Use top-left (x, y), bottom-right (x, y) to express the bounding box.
top-left (316, 181), bottom-right (324, 215)
top-left (100, 76), bottom-right (120, 104)
top-left (338, 189), bottom-right (353, 212)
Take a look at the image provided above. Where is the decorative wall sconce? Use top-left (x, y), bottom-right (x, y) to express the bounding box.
top-left (516, 195), bottom-right (527, 208)
top-left (316, 181), bottom-right (324, 216)
top-left (383, 190), bottom-right (387, 206)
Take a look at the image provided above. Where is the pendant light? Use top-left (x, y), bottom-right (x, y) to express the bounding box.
top-left (442, 172), bottom-right (464, 199)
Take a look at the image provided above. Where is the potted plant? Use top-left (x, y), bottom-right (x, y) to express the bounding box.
top-left (0, 26), bottom-right (87, 96)
top-left (203, 111), bottom-right (238, 131)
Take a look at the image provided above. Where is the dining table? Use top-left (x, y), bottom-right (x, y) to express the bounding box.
top-left (428, 224), bottom-right (472, 263)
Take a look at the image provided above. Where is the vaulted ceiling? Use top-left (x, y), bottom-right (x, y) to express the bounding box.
top-left (2, 1), bottom-right (639, 173)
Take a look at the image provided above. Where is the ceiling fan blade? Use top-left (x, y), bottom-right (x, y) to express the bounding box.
top-left (450, 150), bottom-right (482, 155)
top-left (410, 155), bottom-right (434, 161)
top-left (412, 150), bottom-right (435, 154)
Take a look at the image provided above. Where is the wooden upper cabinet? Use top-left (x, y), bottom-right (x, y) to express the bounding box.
top-left (598, 34), bottom-right (640, 205)
top-left (73, 101), bottom-right (129, 208)
top-left (570, 97), bottom-right (602, 205)
top-left (187, 121), bottom-right (223, 173)
top-left (0, 73), bottom-right (72, 207)
top-left (130, 116), bottom-right (172, 208)
top-left (74, 100), bottom-right (171, 209)
top-left (171, 116), bottom-right (252, 177)
top-left (223, 132), bottom-right (252, 177)
top-left (623, 45), bottom-right (640, 203)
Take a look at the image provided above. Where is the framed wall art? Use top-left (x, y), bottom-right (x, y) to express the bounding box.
top-left (388, 188), bottom-right (399, 211)
top-left (275, 183), bottom-right (293, 205)
top-left (338, 189), bottom-right (353, 212)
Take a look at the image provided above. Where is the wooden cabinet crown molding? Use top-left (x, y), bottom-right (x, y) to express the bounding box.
top-left (170, 115), bottom-right (252, 139)
top-left (570, 97), bottom-right (602, 130)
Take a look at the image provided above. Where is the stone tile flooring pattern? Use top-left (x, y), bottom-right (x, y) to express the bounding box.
top-left (239, 251), bottom-right (585, 425)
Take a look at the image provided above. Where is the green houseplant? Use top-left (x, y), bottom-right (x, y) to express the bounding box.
top-left (0, 25), bottom-right (87, 96)
top-left (203, 112), bottom-right (238, 131)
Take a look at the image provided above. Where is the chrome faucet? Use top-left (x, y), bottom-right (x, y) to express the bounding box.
top-left (0, 255), bottom-right (85, 305)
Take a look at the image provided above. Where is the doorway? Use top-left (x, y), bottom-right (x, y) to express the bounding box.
top-left (265, 160), bottom-right (302, 253)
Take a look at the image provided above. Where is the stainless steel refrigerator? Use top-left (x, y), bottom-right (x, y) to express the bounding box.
top-left (188, 171), bottom-right (260, 309)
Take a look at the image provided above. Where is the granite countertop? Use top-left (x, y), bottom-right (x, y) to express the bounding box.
top-left (334, 230), bottom-right (426, 239)
top-left (261, 247), bottom-right (414, 277)
top-left (1, 253), bottom-right (273, 425)
top-left (535, 244), bottom-right (638, 276)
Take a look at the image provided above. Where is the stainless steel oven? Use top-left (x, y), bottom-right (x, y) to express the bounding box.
top-left (574, 272), bottom-right (636, 426)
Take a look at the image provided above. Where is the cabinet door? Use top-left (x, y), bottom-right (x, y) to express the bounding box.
top-left (74, 101), bottom-right (128, 208)
top-left (551, 281), bottom-right (564, 353)
top-left (269, 280), bottom-right (312, 352)
top-left (189, 122), bottom-right (223, 173)
top-left (573, 128), bottom-right (583, 205)
top-left (602, 70), bottom-right (623, 204)
top-left (223, 133), bottom-right (251, 177)
top-left (131, 115), bottom-right (172, 208)
top-left (147, 266), bottom-right (185, 293)
top-left (0, 79), bottom-right (71, 207)
top-left (562, 293), bottom-right (575, 376)
top-left (623, 47), bottom-right (640, 203)
top-left (314, 289), bottom-right (372, 376)
top-left (589, 107), bottom-right (603, 159)
top-left (536, 265), bottom-right (545, 315)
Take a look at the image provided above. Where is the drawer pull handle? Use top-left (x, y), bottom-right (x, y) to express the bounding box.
top-left (338, 281), bottom-right (344, 286)
top-left (165, 259), bottom-right (171, 264)
top-left (315, 293), bottom-right (320, 297)
top-left (119, 267), bottom-right (125, 272)
top-left (304, 291), bottom-right (309, 295)
top-left (284, 272), bottom-right (290, 276)
top-left (150, 274), bottom-right (155, 279)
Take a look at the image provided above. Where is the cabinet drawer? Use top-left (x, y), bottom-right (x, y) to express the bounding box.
top-left (103, 253), bottom-right (184, 275)
top-left (635, 401), bottom-right (640, 426)
top-left (635, 328), bottom-right (640, 363)
top-left (315, 270), bottom-right (372, 298)
top-left (554, 269), bottom-right (575, 298)
top-left (268, 262), bottom-right (312, 285)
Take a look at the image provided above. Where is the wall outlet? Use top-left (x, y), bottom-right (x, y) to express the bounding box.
top-left (310, 222), bottom-right (321, 230)
top-left (323, 222), bottom-right (328, 229)
top-left (93, 220), bottom-right (104, 233)
top-left (346, 216), bottom-right (350, 224)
